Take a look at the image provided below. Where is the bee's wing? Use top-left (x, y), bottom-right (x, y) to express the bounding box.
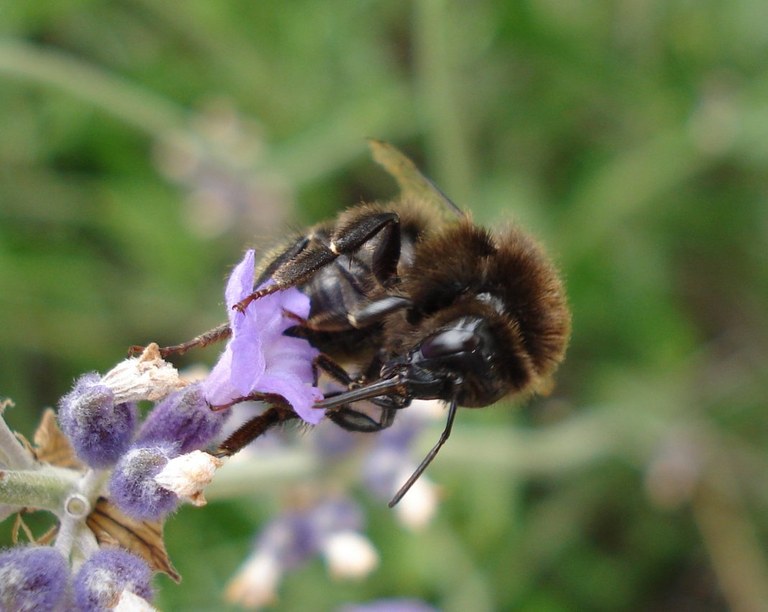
top-left (369, 139), bottom-right (465, 218)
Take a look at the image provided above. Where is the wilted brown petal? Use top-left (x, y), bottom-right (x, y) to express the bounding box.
top-left (32, 408), bottom-right (84, 470)
top-left (86, 497), bottom-right (181, 582)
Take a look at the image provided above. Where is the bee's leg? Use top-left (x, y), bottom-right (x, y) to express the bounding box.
top-left (332, 212), bottom-right (402, 285)
top-left (347, 296), bottom-right (413, 328)
top-left (129, 322), bottom-right (232, 357)
top-left (283, 309), bottom-right (354, 334)
top-left (313, 353), bottom-right (355, 387)
top-left (283, 294), bottom-right (411, 341)
top-left (235, 212), bottom-right (400, 311)
top-left (213, 394), bottom-right (299, 457)
top-left (255, 235), bottom-right (310, 286)
top-left (326, 404), bottom-right (396, 433)
top-left (129, 238), bottom-right (312, 357)
top-left (368, 216), bottom-right (400, 285)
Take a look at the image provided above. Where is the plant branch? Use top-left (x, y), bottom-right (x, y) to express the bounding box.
top-left (0, 40), bottom-right (185, 135)
top-left (0, 467), bottom-right (79, 512)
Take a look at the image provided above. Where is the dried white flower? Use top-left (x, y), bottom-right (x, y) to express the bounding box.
top-left (154, 450), bottom-right (223, 506)
top-left (101, 343), bottom-right (184, 403)
top-left (114, 589), bottom-right (158, 612)
top-left (224, 552), bottom-right (282, 609)
top-left (321, 531), bottom-right (379, 579)
top-left (394, 469), bottom-right (439, 531)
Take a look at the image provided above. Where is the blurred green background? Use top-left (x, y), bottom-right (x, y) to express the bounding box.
top-left (2, 1), bottom-right (768, 610)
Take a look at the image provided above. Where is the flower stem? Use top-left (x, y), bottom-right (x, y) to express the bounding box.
top-left (0, 467), bottom-right (79, 511)
top-left (0, 39), bottom-right (185, 135)
top-left (204, 449), bottom-right (319, 500)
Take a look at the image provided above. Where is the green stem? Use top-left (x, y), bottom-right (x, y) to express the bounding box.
top-left (204, 449), bottom-right (319, 500)
top-left (435, 405), bottom-right (663, 476)
top-left (0, 467), bottom-right (79, 512)
top-left (0, 39), bottom-right (186, 135)
top-left (414, 0), bottom-right (474, 204)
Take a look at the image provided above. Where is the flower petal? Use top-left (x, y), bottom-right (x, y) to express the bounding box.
top-left (229, 320), bottom-right (266, 395)
top-left (203, 346), bottom-right (235, 406)
top-left (257, 372), bottom-right (324, 425)
top-left (204, 249), bottom-right (324, 424)
top-left (225, 250), bottom-right (256, 316)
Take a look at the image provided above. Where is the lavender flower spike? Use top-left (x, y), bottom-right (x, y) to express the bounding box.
top-left (203, 249), bottom-right (324, 424)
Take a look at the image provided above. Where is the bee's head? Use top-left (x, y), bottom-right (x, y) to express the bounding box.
top-left (391, 221), bottom-right (571, 405)
top-left (394, 315), bottom-right (514, 406)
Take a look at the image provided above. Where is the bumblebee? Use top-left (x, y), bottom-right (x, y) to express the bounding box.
top-left (164, 142), bottom-right (571, 506)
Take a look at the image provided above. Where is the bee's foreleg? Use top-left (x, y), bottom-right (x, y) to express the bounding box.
top-left (213, 395), bottom-right (298, 457)
top-left (129, 322), bottom-right (231, 357)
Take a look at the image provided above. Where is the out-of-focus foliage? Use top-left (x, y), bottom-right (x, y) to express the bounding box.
top-left (1, 1), bottom-right (767, 610)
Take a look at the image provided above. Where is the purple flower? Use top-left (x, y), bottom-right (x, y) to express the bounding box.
top-left (257, 513), bottom-right (317, 570)
top-left (109, 445), bottom-right (179, 520)
top-left (253, 497), bottom-right (365, 570)
top-left (308, 497), bottom-right (364, 536)
top-left (58, 373), bottom-right (138, 468)
top-left (339, 599), bottom-right (440, 612)
top-left (135, 383), bottom-right (228, 453)
top-left (226, 497), bottom-right (377, 606)
top-left (72, 548), bottom-right (153, 611)
top-left (203, 249), bottom-right (324, 425)
top-left (0, 546), bottom-right (70, 611)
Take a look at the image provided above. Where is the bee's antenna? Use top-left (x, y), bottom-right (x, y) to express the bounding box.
top-left (388, 396), bottom-right (459, 507)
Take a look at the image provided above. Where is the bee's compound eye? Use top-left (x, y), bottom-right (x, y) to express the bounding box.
top-left (420, 326), bottom-right (479, 359)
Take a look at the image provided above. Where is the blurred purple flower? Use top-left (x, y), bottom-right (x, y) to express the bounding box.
top-left (253, 497), bottom-right (366, 570)
top-left (339, 599), bottom-right (440, 612)
top-left (203, 249), bottom-right (324, 424)
top-left (0, 546), bottom-right (70, 611)
top-left (226, 496), bottom-right (376, 607)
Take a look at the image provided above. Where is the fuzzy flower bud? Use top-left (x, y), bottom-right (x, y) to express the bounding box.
top-left (135, 383), bottom-right (228, 453)
top-left (72, 548), bottom-right (154, 612)
top-left (110, 445), bottom-right (179, 520)
top-left (58, 373), bottom-right (138, 468)
top-left (0, 546), bottom-right (70, 612)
